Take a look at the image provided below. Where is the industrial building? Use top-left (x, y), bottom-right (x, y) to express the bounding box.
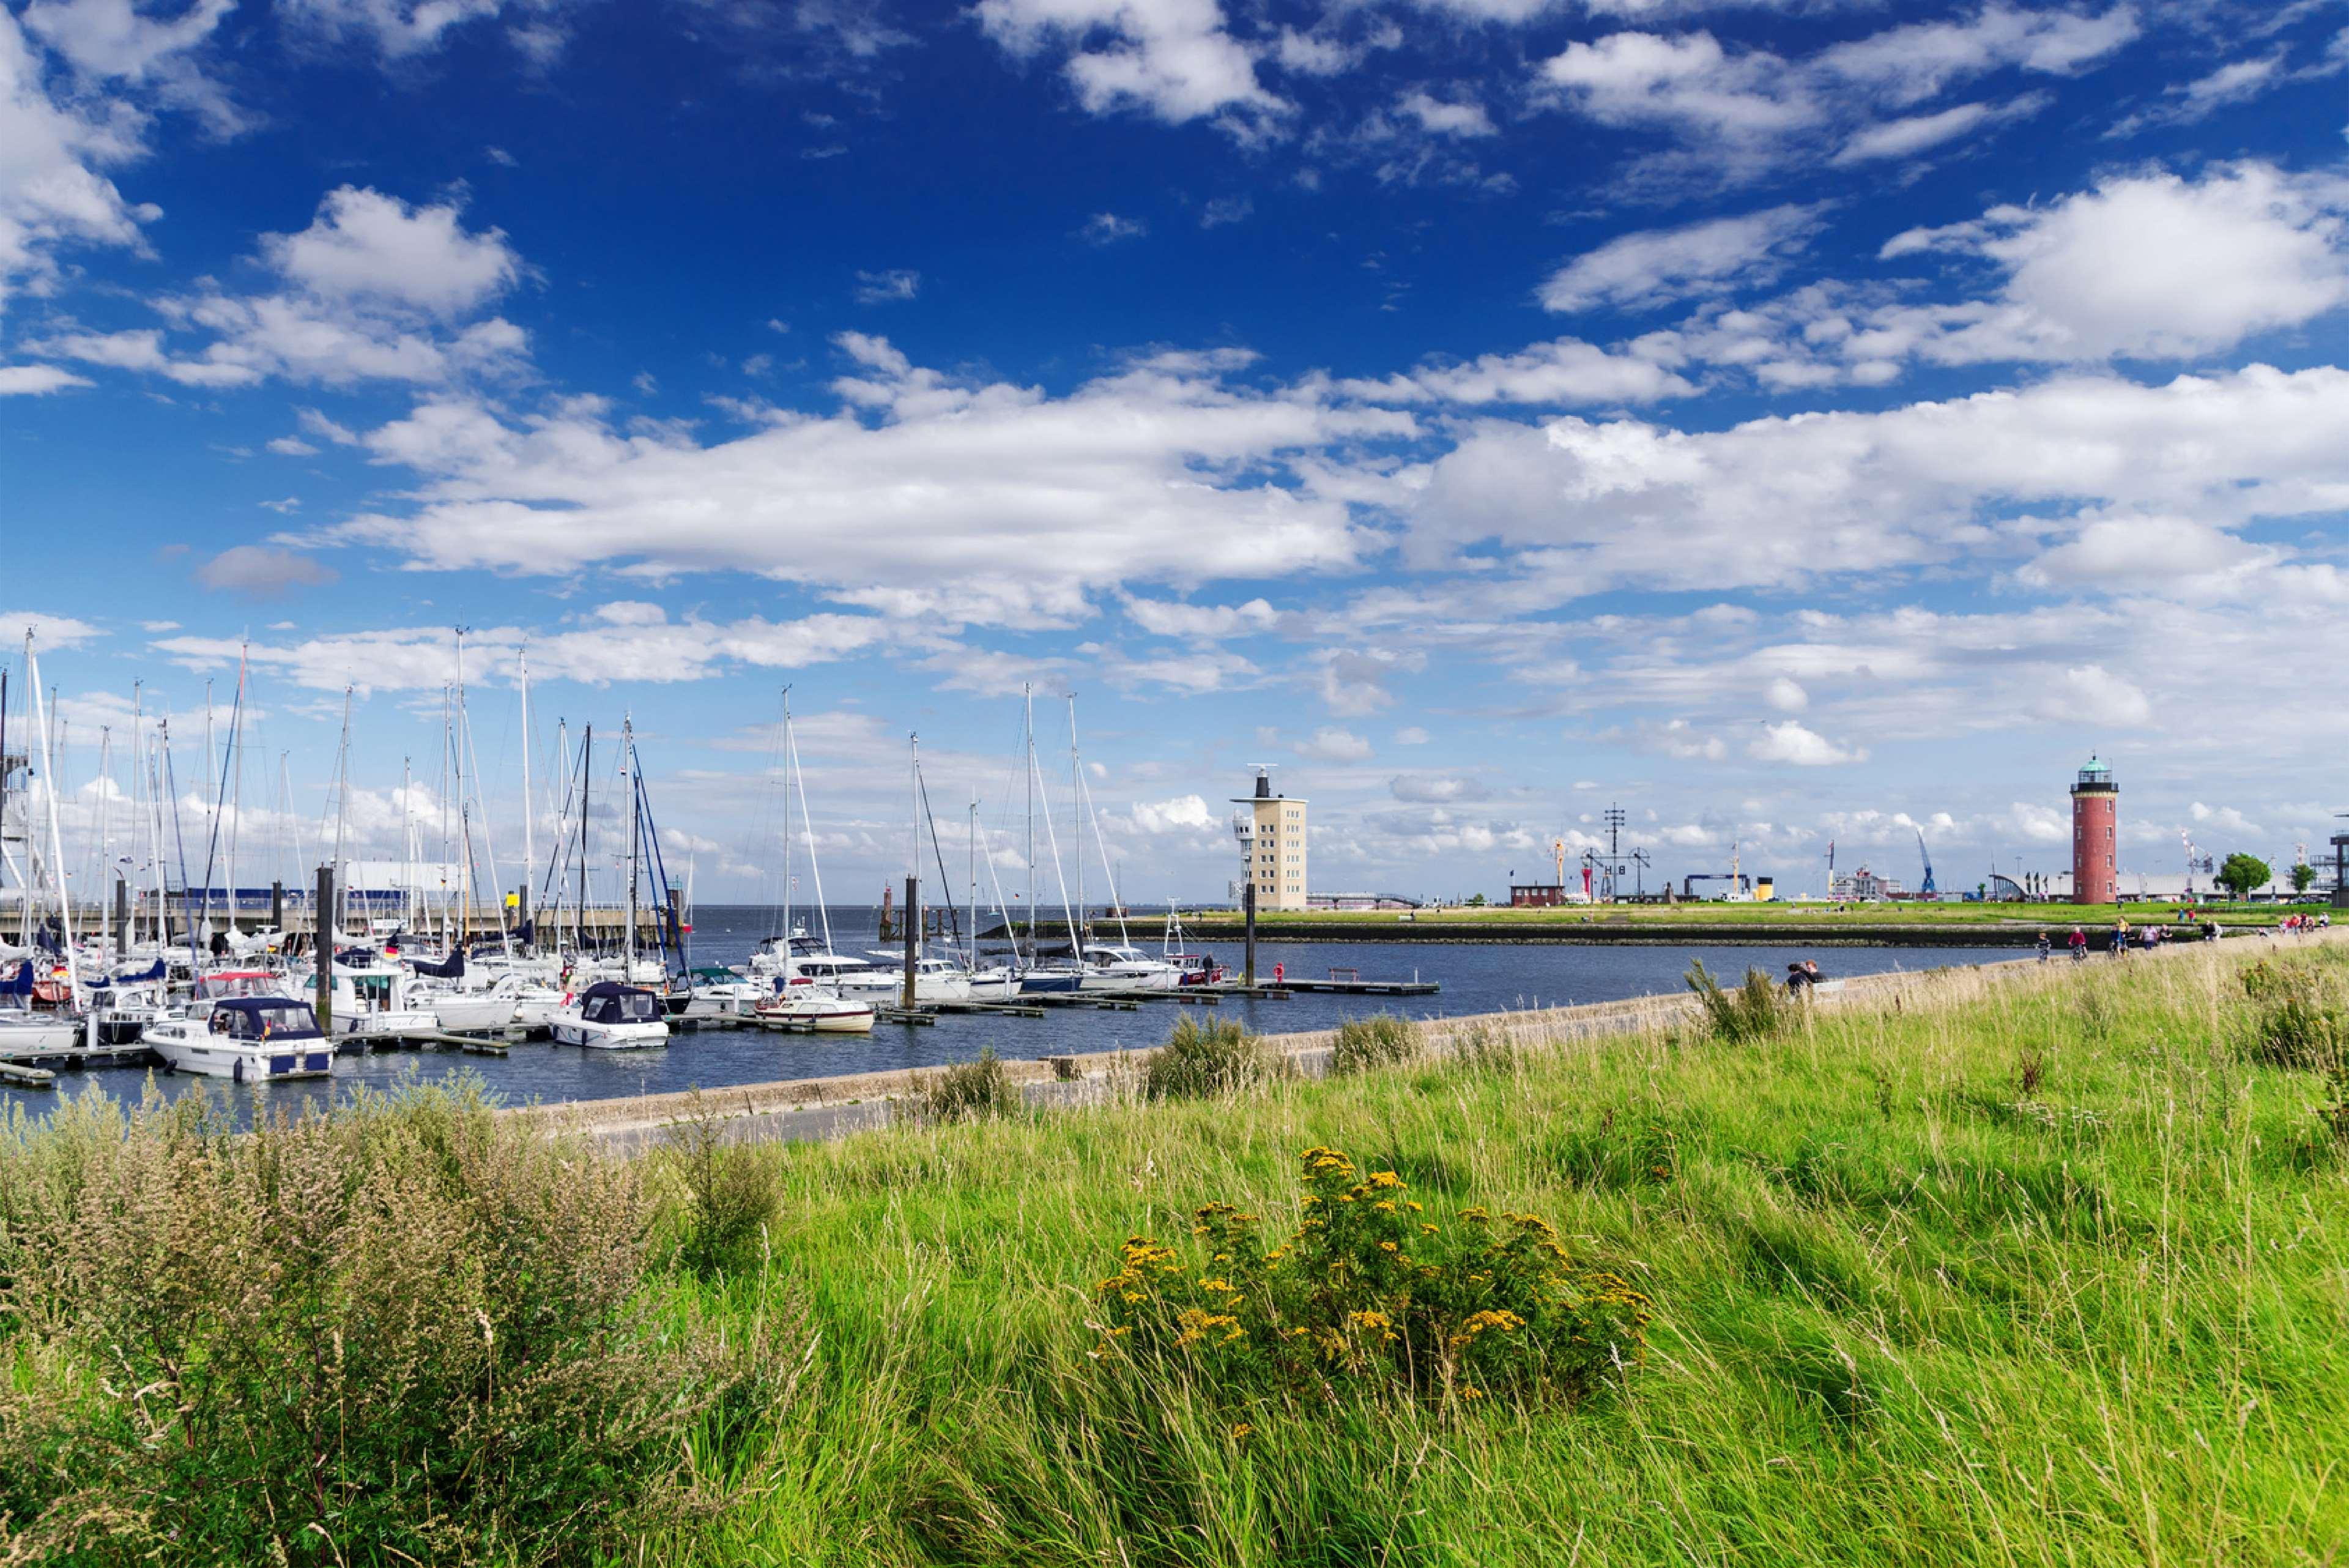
top-left (1232, 768), bottom-right (1308, 910)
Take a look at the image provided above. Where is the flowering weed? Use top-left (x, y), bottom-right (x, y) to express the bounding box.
top-left (1091, 1144), bottom-right (1650, 1409)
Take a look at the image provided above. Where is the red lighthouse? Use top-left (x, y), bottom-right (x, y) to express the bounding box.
top-left (2070, 757), bottom-right (2118, 905)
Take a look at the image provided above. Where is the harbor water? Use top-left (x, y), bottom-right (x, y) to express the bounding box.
top-left (2, 905), bottom-right (2025, 1123)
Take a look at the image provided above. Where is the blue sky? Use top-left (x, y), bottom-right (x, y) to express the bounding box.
top-left (4, 0), bottom-right (2348, 905)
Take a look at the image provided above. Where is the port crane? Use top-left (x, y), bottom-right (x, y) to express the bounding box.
top-left (1916, 830), bottom-right (1937, 899)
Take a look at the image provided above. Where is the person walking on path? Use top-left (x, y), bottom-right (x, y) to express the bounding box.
top-left (2036, 931), bottom-right (2050, 962)
top-left (2069, 927), bottom-right (2088, 962)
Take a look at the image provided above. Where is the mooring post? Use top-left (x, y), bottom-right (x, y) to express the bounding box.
top-left (1244, 880), bottom-right (1257, 989)
top-left (113, 875), bottom-right (128, 957)
top-left (270, 880), bottom-right (284, 934)
top-left (902, 875), bottom-right (919, 1010)
top-left (314, 864), bottom-right (335, 1036)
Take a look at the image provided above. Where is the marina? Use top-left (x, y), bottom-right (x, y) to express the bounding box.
top-left (1, 907), bottom-right (2024, 1121)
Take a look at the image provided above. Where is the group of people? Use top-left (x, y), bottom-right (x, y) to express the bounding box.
top-left (2279, 912), bottom-right (2331, 935)
top-left (2037, 920), bottom-right (2193, 961)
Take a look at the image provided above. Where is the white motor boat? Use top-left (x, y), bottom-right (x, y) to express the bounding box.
top-left (144, 994), bottom-right (334, 1082)
top-left (666, 969), bottom-right (768, 1022)
top-left (753, 981), bottom-right (875, 1033)
top-left (834, 953), bottom-right (973, 1005)
top-left (1078, 943), bottom-right (1183, 992)
top-left (314, 963), bottom-right (439, 1042)
top-left (550, 981), bottom-right (671, 1049)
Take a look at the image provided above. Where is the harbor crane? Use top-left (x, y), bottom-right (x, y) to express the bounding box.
top-left (1916, 830), bottom-right (1937, 899)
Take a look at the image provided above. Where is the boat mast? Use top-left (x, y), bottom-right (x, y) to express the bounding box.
top-left (329, 685), bottom-right (353, 946)
top-left (24, 633), bottom-right (80, 1003)
top-left (437, 683), bottom-right (453, 947)
top-left (452, 631), bottom-right (470, 950)
top-left (201, 678), bottom-right (214, 921)
top-left (453, 628), bottom-right (510, 957)
top-left (518, 646), bottom-right (533, 944)
top-left (783, 699), bottom-right (835, 956)
top-left (967, 792), bottom-right (978, 972)
top-left (1070, 700), bottom-right (1132, 946)
top-left (908, 731), bottom-right (921, 951)
top-left (401, 756), bottom-right (415, 937)
top-left (623, 713), bottom-right (638, 974)
top-left (226, 641), bottom-right (245, 944)
top-left (127, 681), bottom-right (144, 946)
top-left (1068, 693), bottom-right (1082, 953)
top-left (777, 689), bottom-right (794, 946)
top-left (1023, 683), bottom-right (1034, 969)
top-left (577, 723), bottom-right (592, 956)
top-left (94, 724), bottom-right (113, 958)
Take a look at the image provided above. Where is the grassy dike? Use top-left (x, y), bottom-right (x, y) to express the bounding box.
top-left (7, 942), bottom-right (2349, 1565)
top-left (1177, 900), bottom-right (2326, 944)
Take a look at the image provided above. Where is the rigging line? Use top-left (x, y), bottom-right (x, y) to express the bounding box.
top-left (915, 759), bottom-right (962, 948)
top-left (784, 700), bottom-right (835, 957)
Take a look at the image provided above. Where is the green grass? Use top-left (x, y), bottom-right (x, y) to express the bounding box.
top-left (631, 944), bottom-right (2348, 1566)
top-left (9, 947), bottom-right (2347, 1564)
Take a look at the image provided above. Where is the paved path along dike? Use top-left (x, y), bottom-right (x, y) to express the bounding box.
top-left (510, 931), bottom-right (2343, 1157)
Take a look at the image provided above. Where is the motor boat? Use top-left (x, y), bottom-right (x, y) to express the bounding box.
top-left (1078, 943), bottom-right (1183, 992)
top-left (834, 953), bottom-right (973, 1005)
top-left (550, 981), bottom-right (672, 1049)
top-left (144, 994), bottom-right (334, 1082)
top-left (665, 967), bottom-right (768, 1022)
top-left (1168, 952), bottom-right (1226, 987)
top-left (309, 960), bottom-right (439, 1042)
top-left (753, 979), bottom-right (876, 1033)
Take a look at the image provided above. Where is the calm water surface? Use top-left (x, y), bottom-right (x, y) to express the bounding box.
top-left (4, 905), bottom-right (2024, 1123)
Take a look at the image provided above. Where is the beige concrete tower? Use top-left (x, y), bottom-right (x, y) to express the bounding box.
top-left (1232, 768), bottom-right (1308, 910)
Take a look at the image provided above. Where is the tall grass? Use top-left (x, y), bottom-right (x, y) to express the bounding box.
top-left (652, 945), bottom-right (2349, 1566)
top-left (8, 947), bottom-right (2348, 1565)
top-left (0, 1076), bottom-right (789, 1565)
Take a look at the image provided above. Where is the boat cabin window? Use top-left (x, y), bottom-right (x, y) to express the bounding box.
top-left (583, 989), bottom-right (661, 1024)
top-left (215, 1001), bottom-right (318, 1040)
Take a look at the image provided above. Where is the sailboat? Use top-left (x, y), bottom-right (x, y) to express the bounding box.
top-left (744, 696), bottom-right (873, 1033)
top-left (549, 728), bottom-right (671, 1050)
top-left (1063, 694), bottom-right (1181, 992)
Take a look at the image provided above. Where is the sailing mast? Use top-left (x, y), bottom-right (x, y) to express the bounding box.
top-left (328, 686), bottom-right (353, 946)
top-left (784, 691), bottom-right (803, 949)
top-left (1071, 699), bottom-right (1132, 945)
top-left (909, 731), bottom-right (920, 949)
top-left (623, 713), bottom-right (638, 976)
top-left (1067, 693), bottom-right (1082, 953)
top-left (1023, 683), bottom-right (1034, 969)
top-left (226, 642), bottom-right (245, 945)
top-left (518, 646), bottom-right (534, 948)
top-left (577, 723), bottom-right (592, 957)
top-left (783, 699), bottom-right (834, 957)
top-left (24, 633), bottom-right (80, 1003)
top-left (453, 628), bottom-right (511, 957)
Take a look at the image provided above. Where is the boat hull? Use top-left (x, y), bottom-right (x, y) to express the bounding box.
top-left (148, 1031), bottom-right (333, 1080)
top-left (551, 1017), bottom-right (672, 1049)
